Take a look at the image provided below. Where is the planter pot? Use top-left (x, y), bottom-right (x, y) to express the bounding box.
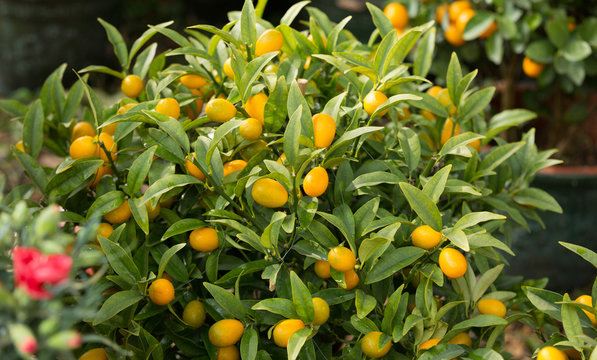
top-left (0, 0), bottom-right (116, 94)
top-left (507, 166), bottom-right (597, 292)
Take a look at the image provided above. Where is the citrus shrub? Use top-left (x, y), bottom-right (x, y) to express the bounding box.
top-left (1, 0), bottom-right (580, 358)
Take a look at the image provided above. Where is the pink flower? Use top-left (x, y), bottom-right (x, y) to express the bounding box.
top-left (19, 336), bottom-right (38, 355)
top-left (13, 247), bottom-right (72, 300)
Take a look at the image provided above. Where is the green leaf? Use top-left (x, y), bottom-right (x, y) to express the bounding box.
top-left (324, 126), bottom-right (383, 162)
top-left (143, 110), bottom-right (190, 153)
top-left (0, 99), bottom-right (27, 117)
top-left (446, 53), bottom-right (463, 105)
top-left (264, 76), bottom-right (288, 133)
top-left (132, 42), bottom-right (157, 79)
top-left (398, 128), bottom-right (420, 172)
top-left (162, 219), bottom-right (206, 241)
top-left (486, 32), bottom-right (503, 64)
top-left (22, 101), bottom-right (44, 159)
top-left (347, 171), bottom-right (405, 191)
top-left (284, 106), bottom-right (303, 168)
top-left (479, 142), bottom-right (525, 172)
top-left (94, 290), bottom-right (143, 325)
top-left (422, 165), bottom-right (451, 204)
top-left (458, 87), bottom-right (495, 122)
top-left (472, 265), bottom-right (504, 302)
top-left (559, 242), bottom-right (597, 269)
top-left (280, 1), bottom-right (310, 26)
top-left (523, 286), bottom-right (563, 321)
top-left (546, 19), bottom-right (569, 49)
top-left (366, 2), bottom-right (394, 37)
top-left (290, 271), bottom-right (314, 323)
top-left (454, 212), bottom-right (506, 230)
top-left (373, 94), bottom-right (421, 118)
top-left (203, 282), bottom-right (246, 320)
top-left (98, 236), bottom-right (142, 285)
top-left (561, 294), bottom-right (583, 346)
top-left (365, 246), bottom-right (425, 284)
top-left (443, 228), bottom-right (469, 252)
top-left (463, 11), bottom-right (494, 40)
top-left (126, 146), bottom-right (157, 196)
top-left (240, 53), bottom-right (279, 102)
top-left (86, 190), bottom-right (124, 220)
top-left (64, 78), bottom-right (85, 124)
top-left (13, 151), bottom-right (48, 193)
top-left (440, 132), bottom-right (484, 157)
top-left (46, 159), bottom-right (103, 197)
top-left (143, 174), bottom-right (201, 203)
top-left (241, 0), bottom-right (257, 49)
top-left (486, 109), bottom-right (536, 141)
top-left (206, 120), bottom-right (243, 168)
top-left (399, 182), bottom-right (442, 231)
top-left (298, 197), bottom-right (318, 228)
top-left (252, 298), bottom-right (299, 318)
top-left (98, 18), bottom-right (129, 68)
top-left (563, 39), bottom-right (592, 62)
top-left (512, 188), bottom-right (562, 213)
top-left (406, 92), bottom-right (448, 118)
top-left (79, 65), bottom-right (123, 79)
top-left (241, 327), bottom-right (259, 360)
top-left (128, 21), bottom-right (172, 68)
top-left (287, 328), bottom-right (313, 360)
top-left (414, 27), bottom-right (435, 78)
top-left (356, 290), bottom-right (377, 318)
top-left (525, 40), bottom-right (556, 63)
top-left (157, 243), bottom-right (186, 278)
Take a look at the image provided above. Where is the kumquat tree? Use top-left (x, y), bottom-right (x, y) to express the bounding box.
top-left (1, 0), bottom-right (596, 359)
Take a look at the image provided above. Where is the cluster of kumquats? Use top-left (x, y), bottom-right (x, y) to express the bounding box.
top-left (3, 0), bottom-right (597, 359)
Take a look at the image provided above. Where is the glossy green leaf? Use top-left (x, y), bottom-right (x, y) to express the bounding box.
top-left (290, 271), bottom-right (314, 323)
top-left (365, 246), bottom-right (425, 284)
top-left (399, 182), bottom-right (442, 231)
top-left (203, 282), bottom-right (246, 320)
top-left (94, 290), bottom-right (143, 325)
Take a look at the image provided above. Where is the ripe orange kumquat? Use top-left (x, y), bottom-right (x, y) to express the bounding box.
top-left (522, 56), bottom-right (545, 78)
top-left (223, 58), bottom-right (235, 79)
top-left (180, 74), bottom-right (207, 89)
top-left (96, 223), bottom-right (114, 242)
top-left (182, 300), bottom-right (206, 328)
top-left (72, 122), bottom-right (95, 141)
top-left (95, 133), bottom-right (117, 163)
top-left (537, 346), bottom-right (568, 360)
top-left (411, 225), bottom-right (442, 249)
top-left (312, 297), bottom-right (330, 326)
top-left (206, 98), bottom-right (237, 123)
top-left (383, 3), bottom-right (408, 30)
top-left (314, 260), bottom-right (331, 279)
top-left (419, 338), bottom-right (441, 351)
top-left (251, 178), bottom-right (288, 208)
top-left (104, 200), bottom-right (131, 224)
top-left (185, 153), bottom-right (206, 181)
top-left (121, 74), bottom-right (144, 98)
top-left (340, 269), bottom-right (360, 290)
top-left (223, 160), bottom-right (247, 177)
top-left (216, 346), bottom-right (240, 360)
top-left (448, 0), bottom-right (471, 23)
top-left (245, 92), bottom-right (268, 124)
top-left (272, 319), bottom-right (305, 348)
top-left (361, 331), bottom-right (392, 358)
top-left (439, 248), bottom-right (467, 278)
top-left (155, 97), bottom-right (180, 119)
top-left (312, 113), bottom-right (336, 148)
top-left (208, 319), bottom-right (244, 347)
top-left (441, 118), bottom-right (461, 146)
top-left (148, 278), bottom-right (175, 306)
top-left (78, 348), bottom-right (108, 360)
top-left (239, 118), bottom-right (262, 141)
top-left (328, 246), bottom-right (356, 272)
top-left (477, 298), bottom-right (507, 318)
top-left (88, 165), bottom-right (113, 188)
top-left (575, 295), bottom-right (596, 325)
top-left (445, 25), bottom-right (466, 46)
top-left (69, 136), bottom-right (97, 159)
top-left (303, 166), bottom-right (329, 197)
top-left (189, 227), bottom-right (219, 252)
top-left (363, 91), bottom-right (388, 116)
top-left (255, 29), bottom-right (284, 57)
top-left (448, 332), bottom-right (473, 347)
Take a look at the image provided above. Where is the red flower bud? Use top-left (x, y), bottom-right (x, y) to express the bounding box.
top-left (12, 247), bottom-right (72, 299)
top-left (19, 336), bottom-right (38, 354)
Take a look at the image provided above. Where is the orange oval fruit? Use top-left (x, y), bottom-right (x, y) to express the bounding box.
top-left (441, 118), bottom-right (461, 146)
top-left (245, 92), bottom-right (268, 125)
top-left (303, 166), bottom-right (329, 197)
top-left (208, 319), bottom-right (244, 347)
top-left (384, 3), bottom-right (408, 30)
top-left (455, 8), bottom-right (475, 33)
top-left (537, 346), bottom-right (568, 360)
top-left (180, 74), bottom-right (207, 89)
top-left (426, 86), bottom-right (443, 98)
top-left (273, 319), bottom-right (305, 348)
top-left (436, 4), bottom-right (449, 23)
top-left (148, 278), bottom-right (175, 306)
top-left (439, 248), bottom-right (467, 279)
top-left (78, 348), bottom-right (108, 360)
top-left (155, 97), bottom-right (180, 120)
top-left (575, 295), bottom-right (596, 325)
top-left (72, 122), bottom-right (96, 141)
top-left (522, 56), bottom-right (545, 78)
top-left (477, 298), bottom-right (507, 318)
top-left (312, 113), bottom-right (336, 148)
top-left (121, 75), bottom-right (144, 98)
top-left (255, 29), bottom-right (284, 57)
top-left (223, 160), bottom-right (247, 177)
top-left (95, 133), bottom-right (117, 163)
top-left (88, 165), bottom-right (113, 188)
top-left (314, 260), bottom-right (331, 279)
top-left (448, 1), bottom-right (471, 23)
top-left (340, 269), bottom-right (359, 290)
top-left (189, 227), bottom-right (219, 252)
top-left (312, 297), bottom-right (330, 326)
top-left (411, 225), bottom-right (442, 249)
top-left (239, 118), bottom-right (263, 141)
top-left (361, 331), bottom-right (392, 358)
top-left (363, 91), bottom-right (388, 116)
top-left (216, 345), bottom-right (240, 360)
top-left (328, 246), bottom-right (356, 272)
top-left (104, 199), bottom-right (131, 224)
top-left (419, 338), bottom-right (441, 351)
top-left (182, 300), bottom-right (206, 328)
top-left (480, 21), bottom-right (498, 39)
top-left (445, 25), bottom-right (466, 46)
top-left (96, 223), bottom-right (114, 242)
top-left (448, 332), bottom-right (473, 347)
top-left (251, 178), bottom-right (288, 208)
top-left (224, 58), bottom-right (235, 80)
top-left (69, 136), bottom-right (97, 159)
top-left (185, 153), bottom-right (206, 181)
top-left (206, 98), bottom-right (237, 123)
